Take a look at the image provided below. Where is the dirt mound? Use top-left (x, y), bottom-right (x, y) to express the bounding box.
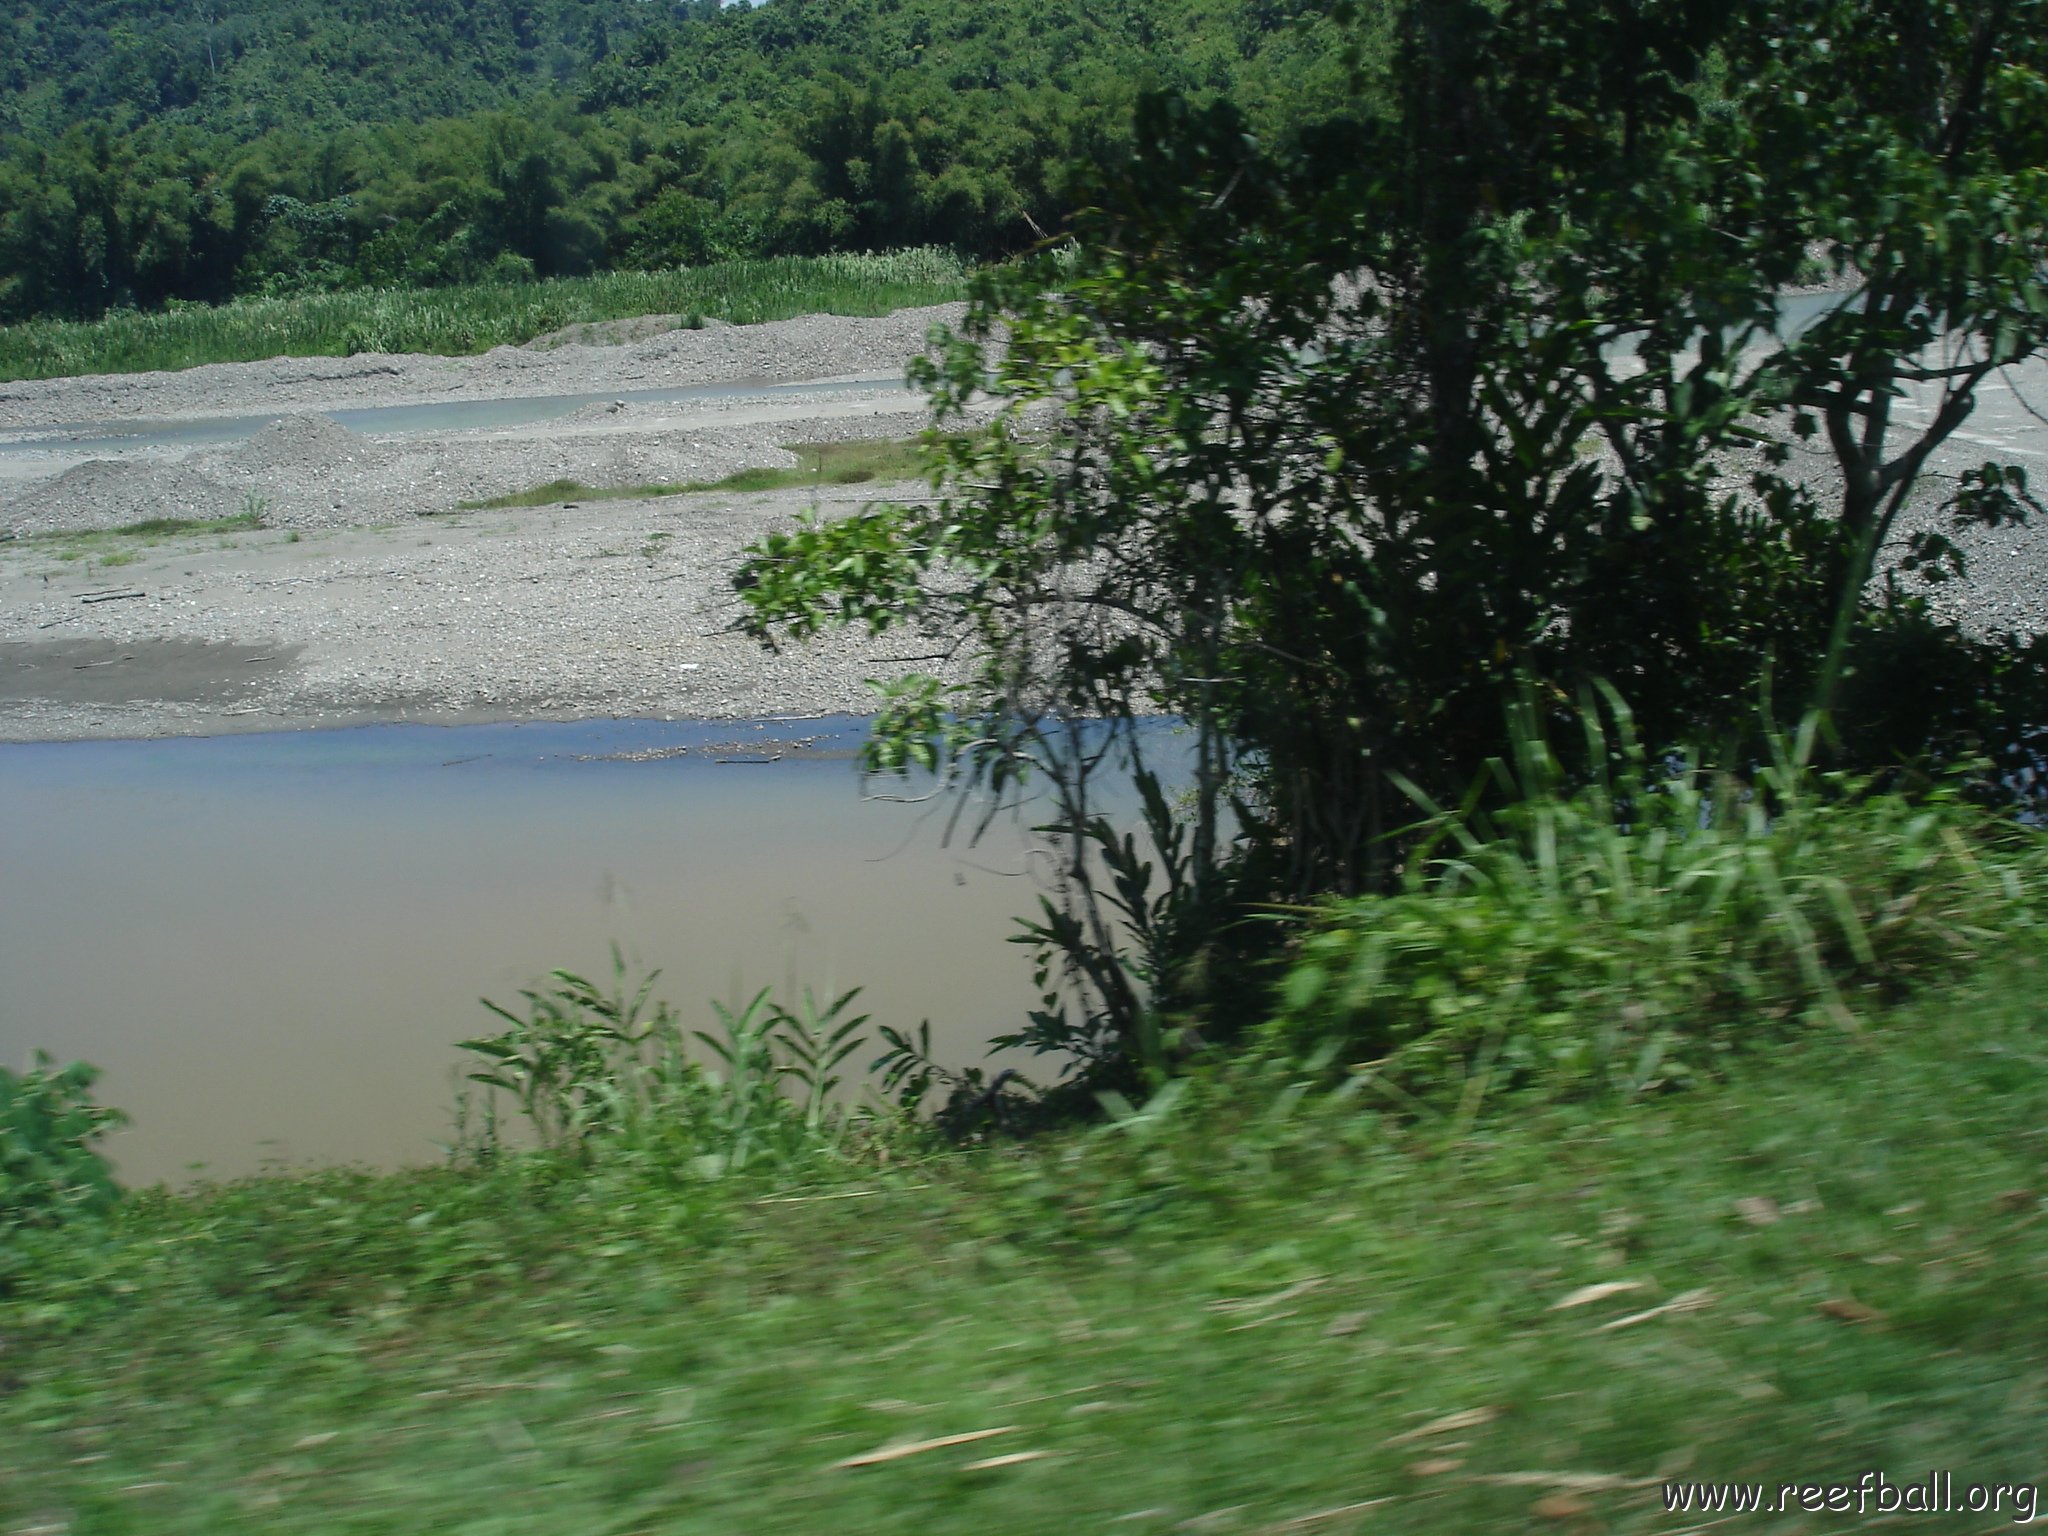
top-left (1, 459), bottom-right (238, 537)
top-left (228, 413), bottom-right (381, 475)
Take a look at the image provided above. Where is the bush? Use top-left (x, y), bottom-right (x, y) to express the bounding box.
top-left (458, 948), bottom-right (874, 1177)
top-left (0, 1054), bottom-right (126, 1230)
top-left (1269, 701), bottom-right (2048, 1105)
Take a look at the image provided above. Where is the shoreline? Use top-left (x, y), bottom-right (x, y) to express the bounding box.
top-left (0, 305), bottom-right (989, 744)
top-left (0, 702), bottom-right (882, 752)
top-left (0, 484), bottom-right (967, 746)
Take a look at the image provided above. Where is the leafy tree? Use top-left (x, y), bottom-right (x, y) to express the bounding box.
top-left (0, 0), bottom-right (1377, 319)
top-left (734, 0), bottom-right (2048, 1079)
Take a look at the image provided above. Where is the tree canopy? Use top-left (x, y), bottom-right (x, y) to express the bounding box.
top-left (0, 0), bottom-right (1374, 320)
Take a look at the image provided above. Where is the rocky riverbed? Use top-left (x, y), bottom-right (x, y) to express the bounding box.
top-left (2, 299), bottom-right (2044, 743)
top-left (0, 307), bottom-right (983, 740)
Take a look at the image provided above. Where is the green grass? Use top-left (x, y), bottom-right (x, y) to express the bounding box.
top-left (15, 510), bottom-right (268, 565)
top-left (4, 957), bottom-right (2045, 1534)
top-left (1272, 712), bottom-right (2048, 1104)
top-left (457, 439), bottom-right (932, 511)
top-left (0, 251), bottom-right (970, 383)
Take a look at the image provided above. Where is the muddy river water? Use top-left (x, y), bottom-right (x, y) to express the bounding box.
top-left (0, 717), bottom-right (1072, 1186)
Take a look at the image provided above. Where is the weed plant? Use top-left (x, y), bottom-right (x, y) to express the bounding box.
top-left (0, 1054), bottom-right (125, 1234)
top-left (1271, 695), bottom-right (2047, 1106)
top-left (0, 250), bottom-right (968, 382)
top-left (458, 948), bottom-right (874, 1176)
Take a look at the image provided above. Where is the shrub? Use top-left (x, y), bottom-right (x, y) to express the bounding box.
top-left (1269, 700), bottom-right (2047, 1106)
top-left (458, 948), bottom-right (872, 1176)
top-left (0, 1054), bottom-right (126, 1230)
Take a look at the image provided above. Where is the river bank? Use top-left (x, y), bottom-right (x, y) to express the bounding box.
top-left (4, 959), bottom-right (2045, 1533)
top-left (4, 299), bottom-right (2047, 744)
top-left (0, 305), bottom-right (987, 742)
top-left (0, 480), bottom-right (967, 742)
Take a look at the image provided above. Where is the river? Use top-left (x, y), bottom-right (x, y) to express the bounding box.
top-left (0, 717), bottom-right (1056, 1185)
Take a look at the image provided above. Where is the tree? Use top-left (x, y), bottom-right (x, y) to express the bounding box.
top-left (734, 0), bottom-right (2048, 1082)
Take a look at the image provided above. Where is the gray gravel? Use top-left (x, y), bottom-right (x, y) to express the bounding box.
top-left (0, 482), bottom-right (973, 741)
top-left (0, 305), bottom-right (968, 431)
top-left (1, 300), bottom-right (2043, 744)
top-left (0, 307), bottom-right (983, 741)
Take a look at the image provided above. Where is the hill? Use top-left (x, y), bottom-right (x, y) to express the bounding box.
top-left (0, 0), bottom-right (674, 137)
top-left (0, 1), bottom-right (1367, 322)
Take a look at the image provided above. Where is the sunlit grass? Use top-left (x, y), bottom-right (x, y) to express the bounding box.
top-left (15, 509), bottom-right (268, 564)
top-left (2, 955), bottom-right (2044, 1532)
top-left (457, 439), bottom-right (931, 510)
top-left (0, 250), bottom-right (970, 383)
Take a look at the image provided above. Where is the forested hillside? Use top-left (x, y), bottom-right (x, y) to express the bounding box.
top-left (0, 0), bottom-right (668, 136)
top-left (0, 0), bottom-right (1365, 322)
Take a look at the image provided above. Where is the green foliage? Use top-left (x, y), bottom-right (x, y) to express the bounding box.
top-left (461, 950), bottom-right (680, 1155)
top-left (0, 0), bottom-right (656, 138)
top-left (4, 966), bottom-right (2048, 1528)
top-left (738, 0), bottom-right (2048, 1093)
top-left (769, 986), bottom-right (874, 1137)
top-left (0, 1054), bottom-right (126, 1233)
top-left (0, 251), bottom-right (967, 380)
top-left (1272, 698), bottom-right (2048, 1105)
top-left (459, 949), bottom-right (876, 1176)
top-left (0, 1), bottom-right (1371, 328)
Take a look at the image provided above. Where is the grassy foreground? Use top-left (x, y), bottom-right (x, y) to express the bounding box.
top-left (4, 961), bottom-right (2045, 1534)
top-left (0, 251), bottom-right (969, 383)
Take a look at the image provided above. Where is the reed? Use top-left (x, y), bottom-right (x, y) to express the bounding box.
top-left (0, 250), bottom-right (969, 383)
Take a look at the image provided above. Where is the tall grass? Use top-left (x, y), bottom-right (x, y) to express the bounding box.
top-left (0, 250), bottom-right (970, 383)
top-left (1271, 693), bottom-right (2048, 1106)
top-left (457, 947), bottom-right (874, 1176)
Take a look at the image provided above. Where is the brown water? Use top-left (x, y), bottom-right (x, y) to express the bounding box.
top-left (0, 718), bottom-right (1058, 1185)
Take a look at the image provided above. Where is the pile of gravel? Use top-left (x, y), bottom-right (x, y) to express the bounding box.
top-left (0, 459), bottom-right (239, 537)
top-left (201, 413), bottom-right (415, 531)
top-left (227, 413), bottom-right (385, 475)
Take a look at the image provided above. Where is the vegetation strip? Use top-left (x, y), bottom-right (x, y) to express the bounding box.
top-left (0, 253), bottom-right (967, 382)
top-left (455, 440), bottom-right (932, 511)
